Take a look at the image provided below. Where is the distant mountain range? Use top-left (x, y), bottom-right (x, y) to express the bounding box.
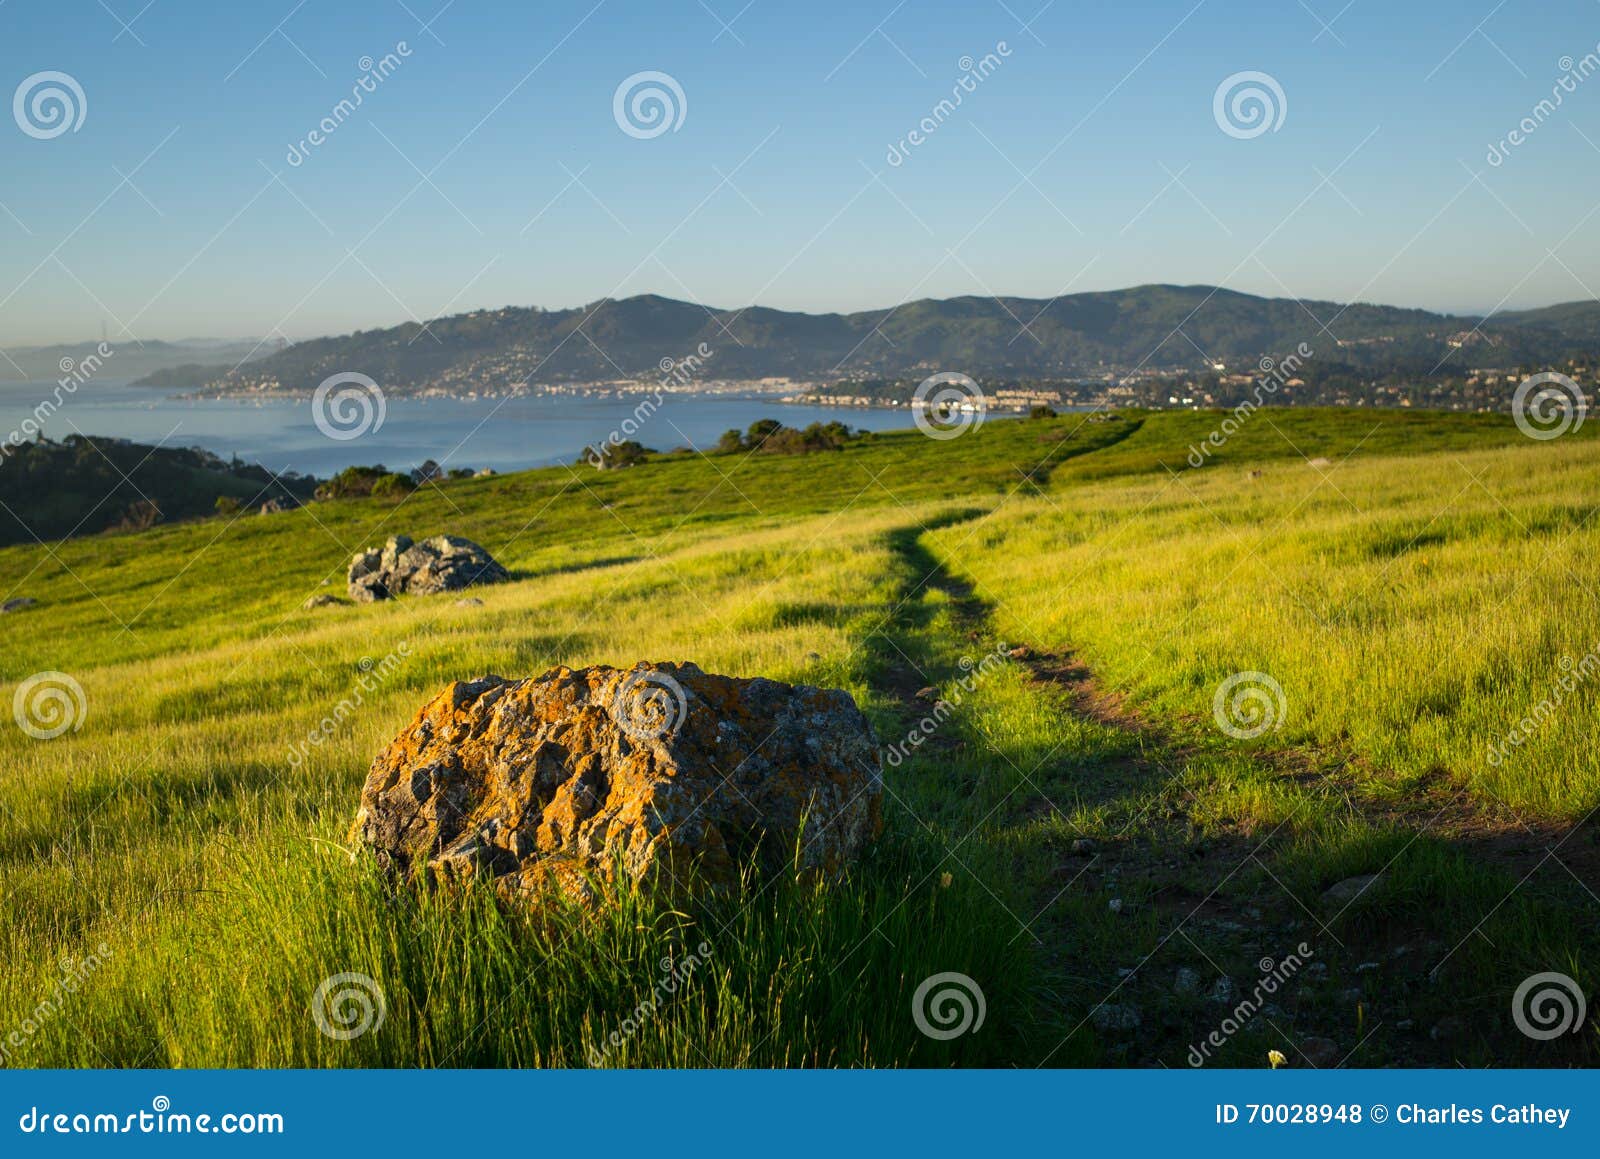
top-left (110, 285), bottom-right (1600, 396)
top-left (0, 338), bottom-right (271, 383)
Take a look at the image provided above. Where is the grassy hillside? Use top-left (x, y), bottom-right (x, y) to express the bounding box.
top-left (1, 408), bottom-right (1596, 1067)
top-left (0, 435), bottom-right (318, 546)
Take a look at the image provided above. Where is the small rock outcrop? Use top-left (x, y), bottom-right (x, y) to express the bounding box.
top-left (1298, 1036), bottom-right (1341, 1068)
top-left (1322, 873), bottom-right (1382, 908)
top-left (352, 662), bottom-right (883, 902)
top-left (347, 534), bottom-right (508, 603)
top-left (303, 593), bottom-right (346, 610)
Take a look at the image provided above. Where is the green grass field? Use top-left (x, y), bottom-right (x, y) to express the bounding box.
top-left (2, 406), bottom-right (1597, 1067)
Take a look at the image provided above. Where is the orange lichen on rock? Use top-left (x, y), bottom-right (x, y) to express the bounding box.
top-left (352, 662), bottom-right (883, 903)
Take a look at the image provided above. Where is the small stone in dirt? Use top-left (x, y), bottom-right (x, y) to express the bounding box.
top-left (1071, 837), bottom-right (1096, 855)
top-left (1108, 897), bottom-right (1124, 914)
top-left (1300, 1036), bottom-right (1341, 1068)
top-left (455, 597), bottom-right (484, 607)
top-left (1, 597), bottom-right (36, 613)
top-left (1007, 646), bottom-right (1032, 660)
top-left (1090, 1003), bottom-right (1142, 1032)
top-left (914, 686), bottom-right (937, 700)
top-left (1307, 457), bottom-right (1333, 468)
top-left (302, 593), bottom-right (345, 610)
top-left (1175, 967), bottom-right (1201, 994)
top-left (1322, 873), bottom-right (1382, 908)
top-left (1210, 977), bottom-right (1236, 1004)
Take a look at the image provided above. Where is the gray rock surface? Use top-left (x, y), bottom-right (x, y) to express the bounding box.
top-left (347, 534), bottom-right (509, 602)
top-left (1090, 1003), bottom-right (1142, 1032)
top-left (1299, 1036), bottom-right (1341, 1068)
top-left (1322, 873), bottom-right (1382, 908)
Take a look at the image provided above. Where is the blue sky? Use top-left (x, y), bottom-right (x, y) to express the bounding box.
top-left (1, 0), bottom-right (1598, 344)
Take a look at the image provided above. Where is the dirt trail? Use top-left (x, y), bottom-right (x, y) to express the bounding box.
top-left (867, 512), bottom-right (1599, 1066)
top-left (1016, 641), bottom-right (1598, 885)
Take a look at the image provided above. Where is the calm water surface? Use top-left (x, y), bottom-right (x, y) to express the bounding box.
top-left (0, 379), bottom-right (926, 477)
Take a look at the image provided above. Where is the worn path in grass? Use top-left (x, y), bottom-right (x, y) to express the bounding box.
top-left (869, 506), bottom-right (1600, 1066)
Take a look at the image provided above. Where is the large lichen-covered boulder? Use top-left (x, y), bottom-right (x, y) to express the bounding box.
top-left (352, 662), bottom-right (883, 902)
top-left (347, 534), bottom-right (508, 602)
